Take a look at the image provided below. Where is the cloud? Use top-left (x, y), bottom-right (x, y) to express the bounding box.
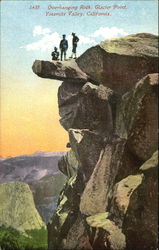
top-left (21, 26), bottom-right (97, 52)
top-left (67, 34), bottom-right (96, 45)
top-left (92, 26), bottom-right (128, 39)
top-left (33, 25), bottom-right (51, 37)
top-left (78, 35), bottom-right (96, 45)
top-left (22, 25), bottom-right (127, 53)
top-left (22, 32), bottom-right (61, 51)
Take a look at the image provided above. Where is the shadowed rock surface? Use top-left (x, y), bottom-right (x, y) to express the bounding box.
top-left (116, 73), bottom-right (158, 162)
top-left (80, 137), bottom-right (126, 216)
top-left (32, 33), bottom-right (158, 250)
top-left (123, 151), bottom-right (158, 250)
top-left (86, 213), bottom-right (126, 250)
top-left (69, 129), bottom-right (106, 181)
top-left (58, 150), bottom-right (78, 178)
top-left (58, 82), bottom-right (118, 133)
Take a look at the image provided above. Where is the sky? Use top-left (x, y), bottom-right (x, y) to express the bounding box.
top-left (0, 0), bottom-right (158, 157)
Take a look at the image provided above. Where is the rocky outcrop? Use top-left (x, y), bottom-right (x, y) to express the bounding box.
top-left (58, 82), bottom-right (118, 133)
top-left (80, 137), bottom-right (126, 215)
top-left (77, 33), bottom-right (158, 94)
top-left (32, 33), bottom-right (158, 250)
top-left (32, 60), bottom-right (88, 83)
top-left (69, 129), bottom-right (106, 181)
top-left (109, 174), bottom-right (143, 227)
top-left (0, 182), bottom-right (45, 232)
top-left (116, 73), bottom-right (158, 162)
top-left (58, 150), bottom-right (78, 178)
top-left (123, 151), bottom-right (158, 250)
top-left (86, 213), bottom-right (126, 250)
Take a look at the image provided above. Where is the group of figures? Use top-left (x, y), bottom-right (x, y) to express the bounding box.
top-left (51, 33), bottom-right (79, 61)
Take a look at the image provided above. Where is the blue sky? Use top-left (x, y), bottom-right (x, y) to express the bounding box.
top-left (1, 1), bottom-right (158, 61)
top-left (0, 0), bottom-right (158, 156)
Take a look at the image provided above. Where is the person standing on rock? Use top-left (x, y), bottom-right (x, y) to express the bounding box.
top-left (70, 33), bottom-right (79, 59)
top-left (51, 47), bottom-right (59, 60)
top-left (59, 34), bottom-right (68, 61)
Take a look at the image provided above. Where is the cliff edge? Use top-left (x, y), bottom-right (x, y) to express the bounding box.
top-left (32, 33), bottom-right (158, 250)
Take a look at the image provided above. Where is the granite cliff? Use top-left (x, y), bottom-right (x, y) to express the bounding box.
top-left (32, 33), bottom-right (158, 250)
top-left (0, 182), bottom-right (45, 232)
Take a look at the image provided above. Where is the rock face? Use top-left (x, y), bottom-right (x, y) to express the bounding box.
top-left (58, 150), bottom-right (78, 178)
top-left (116, 73), bottom-right (158, 162)
top-left (123, 151), bottom-right (158, 250)
top-left (80, 137), bottom-right (126, 215)
top-left (109, 174), bottom-right (143, 227)
top-left (86, 213), bottom-right (126, 250)
top-left (58, 82), bottom-right (117, 133)
top-left (32, 33), bottom-right (158, 250)
top-left (0, 182), bottom-right (45, 232)
top-left (77, 33), bottom-right (158, 94)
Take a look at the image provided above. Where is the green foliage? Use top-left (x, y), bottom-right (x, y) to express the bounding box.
top-left (0, 226), bottom-right (47, 250)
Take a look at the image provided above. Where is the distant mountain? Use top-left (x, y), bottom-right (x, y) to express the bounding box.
top-left (0, 157), bottom-right (6, 161)
top-left (0, 182), bottom-right (45, 232)
top-left (32, 151), bottom-right (66, 157)
top-left (0, 151), bottom-right (67, 223)
top-left (0, 151), bottom-right (66, 183)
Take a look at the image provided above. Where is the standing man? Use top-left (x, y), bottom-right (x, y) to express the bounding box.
top-left (51, 47), bottom-right (59, 60)
top-left (59, 34), bottom-right (68, 61)
top-left (70, 32), bottom-right (79, 59)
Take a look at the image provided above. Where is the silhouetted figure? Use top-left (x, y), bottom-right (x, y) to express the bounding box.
top-left (59, 34), bottom-right (68, 61)
top-left (70, 32), bottom-right (79, 59)
top-left (51, 47), bottom-right (59, 60)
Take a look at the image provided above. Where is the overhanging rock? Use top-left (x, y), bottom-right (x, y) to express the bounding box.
top-left (32, 59), bottom-right (89, 84)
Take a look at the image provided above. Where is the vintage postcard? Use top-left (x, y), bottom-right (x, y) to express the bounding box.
top-left (0, 0), bottom-right (158, 249)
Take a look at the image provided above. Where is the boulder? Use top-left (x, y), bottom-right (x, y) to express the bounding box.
top-left (77, 33), bottom-right (158, 94)
top-left (116, 73), bottom-right (158, 162)
top-left (86, 212), bottom-right (126, 250)
top-left (69, 129), bottom-right (105, 181)
top-left (58, 82), bottom-right (118, 134)
top-left (123, 151), bottom-right (158, 250)
top-left (62, 214), bottom-right (92, 250)
top-left (80, 136), bottom-right (126, 215)
top-left (109, 174), bottom-right (143, 227)
top-left (32, 60), bottom-right (88, 83)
